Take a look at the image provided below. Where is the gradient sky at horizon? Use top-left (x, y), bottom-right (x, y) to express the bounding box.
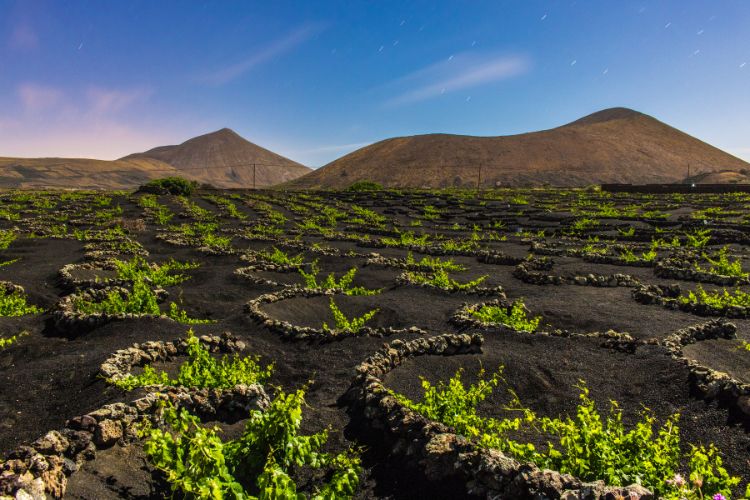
top-left (1, 0), bottom-right (748, 167)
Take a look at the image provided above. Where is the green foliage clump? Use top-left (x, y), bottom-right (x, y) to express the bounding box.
top-left (695, 246), bottom-right (747, 278)
top-left (0, 288), bottom-right (42, 317)
top-left (348, 205), bottom-right (387, 227)
top-left (204, 195), bottom-right (247, 220)
top-left (112, 330), bottom-right (272, 390)
top-left (112, 256), bottom-right (199, 287)
top-left (440, 238), bottom-right (479, 252)
top-left (0, 331), bottom-right (27, 350)
top-left (619, 247), bottom-right (657, 263)
top-left (470, 300), bottom-right (541, 332)
top-left (299, 262), bottom-right (380, 296)
top-left (141, 388), bottom-right (360, 499)
top-left (322, 298), bottom-right (378, 335)
top-left (138, 194), bottom-right (174, 224)
top-left (404, 252), bottom-right (466, 272)
top-left (178, 196), bottom-right (216, 222)
top-left (567, 217), bottom-right (599, 235)
top-left (405, 268), bottom-right (487, 291)
top-left (395, 368), bottom-right (740, 498)
top-left (74, 279), bottom-right (212, 324)
top-left (381, 231), bottom-right (430, 248)
top-left (685, 228), bottom-right (712, 248)
top-left (0, 230), bottom-right (16, 250)
top-left (679, 285), bottom-right (750, 309)
top-left (141, 177), bottom-right (198, 196)
top-left (258, 247), bottom-right (304, 267)
top-left (346, 180), bottom-right (383, 192)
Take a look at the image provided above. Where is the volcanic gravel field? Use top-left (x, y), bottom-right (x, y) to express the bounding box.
top-left (0, 187), bottom-right (749, 499)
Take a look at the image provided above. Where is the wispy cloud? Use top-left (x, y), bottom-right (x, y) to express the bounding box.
top-left (8, 23), bottom-right (38, 50)
top-left (86, 86), bottom-right (153, 115)
top-left (1, 82), bottom-right (187, 159)
top-left (17, 84), bottom-right (63, 112)
top-left (199, 23), bottom-right (324, 85)
top-left (385, 52), bottom-right (530, 106)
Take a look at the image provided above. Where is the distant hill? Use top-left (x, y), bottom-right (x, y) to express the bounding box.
top-left (0, 157), bottom-right (181, 190)
top-left (122, 128), bottom-right (310, 188)
top-left (284, 108), bottom-right (750, 189)
top-left (0, 128), bottom-right (309, 190)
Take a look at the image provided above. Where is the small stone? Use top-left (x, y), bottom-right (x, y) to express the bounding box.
top-left (94, 419), bottom-right (122, 447)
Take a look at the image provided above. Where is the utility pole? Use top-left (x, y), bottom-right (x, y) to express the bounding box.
top-left (253, 163), bottom-right (256, 190)
top-left (477, 164), bottom-right (482, 189)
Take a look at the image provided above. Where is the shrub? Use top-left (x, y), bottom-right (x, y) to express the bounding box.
top-left (404, 268), bottom-right (487, 291)
top-left (111, 256), bottom-right (199, 287)
top-left (111, 330), bottom-right (273, 390)
top-left (404, 252), bottom-right (466, 272)
top-left (0, 288), bottom-right (42, 317)
top-left (346, 180), bottom-right (383, 192)
top-left (685, 228), bottom-right (711, 248)
top-left (137, 194), bottom-right (174, 224)
top-left (299, 262), bottom-right (381, 296)
top-left (470, 300), bottom-right (541, 332)
top-left (679, 285), bottom-right (750, 309)
top-left (74, 278), bottom-right (212, 324)
top-left (322, 298), bottom-right (378, 335)
top-left (0, 230), bottom-right (16, 250)
top-left (140, 177), bottom-right (198, 196)
top-left (258, 247), bottom-right (304, 267)
top-left (695, 246), bottom-right (747, 278)
top-left (141, 388), bottom-right (361, 498)
top-left (381, 231), bottom-right (430, 247)
top-left (619, 247), bottom-right (657, 263)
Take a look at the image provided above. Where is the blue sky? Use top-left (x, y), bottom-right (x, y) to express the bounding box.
top-left (1, 0), bottom-right (748, 166)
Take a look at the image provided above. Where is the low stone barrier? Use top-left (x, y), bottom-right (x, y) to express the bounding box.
top-left (0, 332), bottom-right (269, 499)
top-left (632, 284), bottom-right (750, 318)
top-left (660, 320), bottom-right (750, 424)
top-left (245, 288), bottom-right (427, 340)
top-left (52, 286), bottom-right (170, 335)
top-left (345, 333), bottom-right (652, 499)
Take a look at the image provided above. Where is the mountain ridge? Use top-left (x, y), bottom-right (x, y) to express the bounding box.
top-left (0, 128), bottom-right (310, 190)
top-left (284, 107), bottom-right (749, 189)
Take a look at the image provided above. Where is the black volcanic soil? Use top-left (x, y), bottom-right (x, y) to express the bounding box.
top-left (0, 188), bottom-right (749, 499)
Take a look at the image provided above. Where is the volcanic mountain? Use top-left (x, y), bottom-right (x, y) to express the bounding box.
top-left (122, 128), bottom-right (311, 189)
top-left (0, 128), bottom-right (309, 190)
top-left (284, 108), bottom-right (750, 189)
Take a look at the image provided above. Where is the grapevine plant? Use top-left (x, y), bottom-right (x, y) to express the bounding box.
top-left (678, 285), bottom-right (750, 309)
top-left (141, 388), bottom-right (361, 499)
top-left (110, 330), bottom-right (273, 391)
top-left (299, 262), bottom-right (381, 296)
top-left (322, 298), bottom-right (379, 335)
top-left (404, 268), bottom-right (487, 291)
top-left (0, 288), bottom-right (42, 317)
top-left (73, 278), bottom-right (213, 324)
top-left (392, 367), bottom-right (741, 499)
top-left (470, 300), bottom-right (541, 332)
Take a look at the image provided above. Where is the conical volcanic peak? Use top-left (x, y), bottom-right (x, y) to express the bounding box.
top-left (122, 129), bottom-right (310, 188)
